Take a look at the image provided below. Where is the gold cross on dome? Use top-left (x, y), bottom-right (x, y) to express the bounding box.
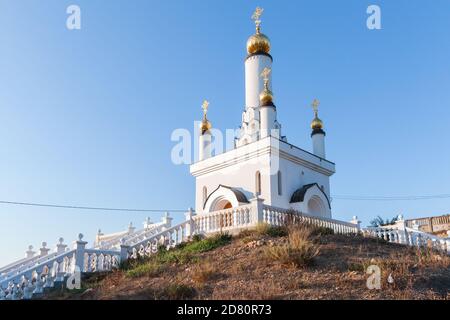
top-left (260, 67), bottom-right (271, 81)
top-left (311, 99), bottom-right (320, 114)
top-left (202, 100), bottom-right (210, 117)
top-left (252, 7), bottom-right (264, 29)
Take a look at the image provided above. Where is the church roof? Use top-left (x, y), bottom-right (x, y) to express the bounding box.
top-left (290, 183), bottom-right (331, 209)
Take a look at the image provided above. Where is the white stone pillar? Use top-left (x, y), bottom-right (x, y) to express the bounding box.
top-left (251, 197), bottom-right (265, 224)
top-left (350, 216), bottom-right (361, 232)
top-left (143, 217), bottom-right (153, 230)
top-left (185, 208), bottom-right (195, 238)
top-left (25, 245), bottom-right (35, 259)
top-left (119, 239), bottom-right (130, 263)
top-left (162, 212), bottom-right (173, 228)
top-left (127, 222), bottom-right (136, 234)
top-left (56, 238), bottom-right (67, 255)
top-left (74, 234), bottom-right (87, 273)
top-left (39, 242), bottom-right (50, 257)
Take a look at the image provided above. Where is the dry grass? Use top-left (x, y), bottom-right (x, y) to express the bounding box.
top-left (191, 261), bottom-right (219, 286)
top-left (265, 224), bottom-right (320, 267)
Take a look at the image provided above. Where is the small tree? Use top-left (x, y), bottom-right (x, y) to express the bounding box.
top-left (370, 215), bottom-right (398, 227)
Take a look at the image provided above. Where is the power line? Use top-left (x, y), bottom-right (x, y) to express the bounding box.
top-left (332, 194), bottom-right (450, 201)
top-left (0, 200), bottom-right (187, 213)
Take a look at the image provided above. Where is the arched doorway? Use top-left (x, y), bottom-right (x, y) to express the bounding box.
top-left (307, 196), bottom-right (326, 217)
top-left (213, 198), bottom-right (233, 211)
top-left (202, 185), bottom-right (250, 214)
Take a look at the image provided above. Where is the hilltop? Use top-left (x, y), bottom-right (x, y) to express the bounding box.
top-left (47, 224), bottom-right (449, 300)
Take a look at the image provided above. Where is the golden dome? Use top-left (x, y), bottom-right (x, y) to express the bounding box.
top-left (311, 116), bottom-right (324, 130)
top-left (259, 88), bottom-right (273, 105)
top-left (200, 100), bottom-right (212, 135)
top-left (247, 32), bottom-right (271, 55)
top-left (200, 118), bottom-right (212, 134)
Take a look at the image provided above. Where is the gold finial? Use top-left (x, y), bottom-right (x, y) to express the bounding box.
top-left (200, 100), bottom-right (212, 134)
top-left (259, 67), bottom-right (274, 105)
top-left (252, 7), bottom-right (264, 33)
top-left (311, 99), bottom-right (320, 116)
top-left (201, 100), bottom-right (209, 118)
top-left (310, 99), bottom-right (324, 130)
top-left (260, 67), bottom-right (271, 90)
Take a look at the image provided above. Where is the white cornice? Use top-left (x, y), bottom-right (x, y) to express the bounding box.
top-left (190, 137), bottom-right (335, 177)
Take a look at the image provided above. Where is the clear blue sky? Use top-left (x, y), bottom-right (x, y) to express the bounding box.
top-left (0, 0), bottom-right (449, 266)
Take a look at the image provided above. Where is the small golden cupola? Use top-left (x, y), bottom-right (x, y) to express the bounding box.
top-left (247, 7), bottom-right (271, 55)
top-left (310, 99), bottom-right (324, 131)
top-left (259, 67), bottom-right (274, 106)
top-left (200, 100), bottom-right (212, 135)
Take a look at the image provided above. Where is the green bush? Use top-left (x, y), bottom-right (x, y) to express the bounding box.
top-left (254, 223), bottom-right (288, 237)
top-left (182, 233), bottom-right (232, 253)
top-left (126, 262), bottom-right (163, 278)
top-left (311, 226), bottom-right (334, 236)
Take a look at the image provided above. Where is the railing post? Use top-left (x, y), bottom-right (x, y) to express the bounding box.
top-left (119, 238), bottom-right (130, 263)
top-left (39, 242), bottom-right (50, 257)
top-left (185, 208), bottom-right (195, 238)
top-left (251, 197), bottom-right (265, 225)
top-left (350, 216), bottom-right (361, 232)
top-left (144, 217), bottom-right (153, 230)
top-left (25, 245), bottom-right (35, 259)
top-left (127, 222), bottom-right (136, 235)
top-left (395, 215), bottom-right (408, 244)
top-left (74, 234), bottom-right (87, 273)
top-left (162, 212), bottom-right (173, 228)
top-left (446, 231), bottom-right (450, 255)
top-left (56, 238), bottom-right (67, 255)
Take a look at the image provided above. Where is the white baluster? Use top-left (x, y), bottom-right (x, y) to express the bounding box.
top-left (22, 279), bottom-right (33, 300)
top-left (33, 273), bottom-right (44, 295)
top-left (43, 273), bottom-right (54, 289)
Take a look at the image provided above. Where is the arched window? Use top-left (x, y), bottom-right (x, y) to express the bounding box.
top-left (202, 186), bottom-right (208, 205)
top-left (255, 171), bottom-right (261, 195)
top-left (277, 171), bottom-right (282, 196)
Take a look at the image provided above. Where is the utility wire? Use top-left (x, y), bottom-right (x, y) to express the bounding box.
top-left (332, 194), bottom-right (450, 201)
top-left (0, 193), bottom-right (449, 211)
top-left (0, 200), bottom-right (187, 213)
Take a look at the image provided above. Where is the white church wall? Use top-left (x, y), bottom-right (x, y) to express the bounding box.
top-left (191, 137), bottom-right (335, 215)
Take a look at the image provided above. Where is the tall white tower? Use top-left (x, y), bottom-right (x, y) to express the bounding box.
top-left (310, 99), bottom-right (326, 158)
top-left (199, 100), bottom-right (212, 161)
top-left (259, 67), bottom-right (279, 139)
top-left (238, 7), bottom-right (278, 146)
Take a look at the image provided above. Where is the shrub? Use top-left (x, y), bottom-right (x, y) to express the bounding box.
top-left (126, 262), bottom-right (162, 278)
top-left (254, 223), bottom-right (288, 237)
top-left (183, 233), bottom-right (232, 253)
top-left (191, 261), bottom-right (218, 285)
top-left (191, 234), bottom-right (205, 242)
top-left (265, 225), bottom-right (319, 267)
top-left (164, 284), bottom-right (196, 300)
top-left (310, 225), bottom-right (334, 236)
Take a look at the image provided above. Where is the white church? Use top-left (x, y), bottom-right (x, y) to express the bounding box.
top-left (4, 7), bottom-right (447, 301)
top-left (191, 7), bottom-right (334, 219)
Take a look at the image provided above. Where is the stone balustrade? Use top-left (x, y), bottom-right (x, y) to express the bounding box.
top-left (193, 204), bottom-right (255, 235)
top-left (262, 205), bottom-right (360, 234)
top-left (362, 222), bottom-right (450, 255)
